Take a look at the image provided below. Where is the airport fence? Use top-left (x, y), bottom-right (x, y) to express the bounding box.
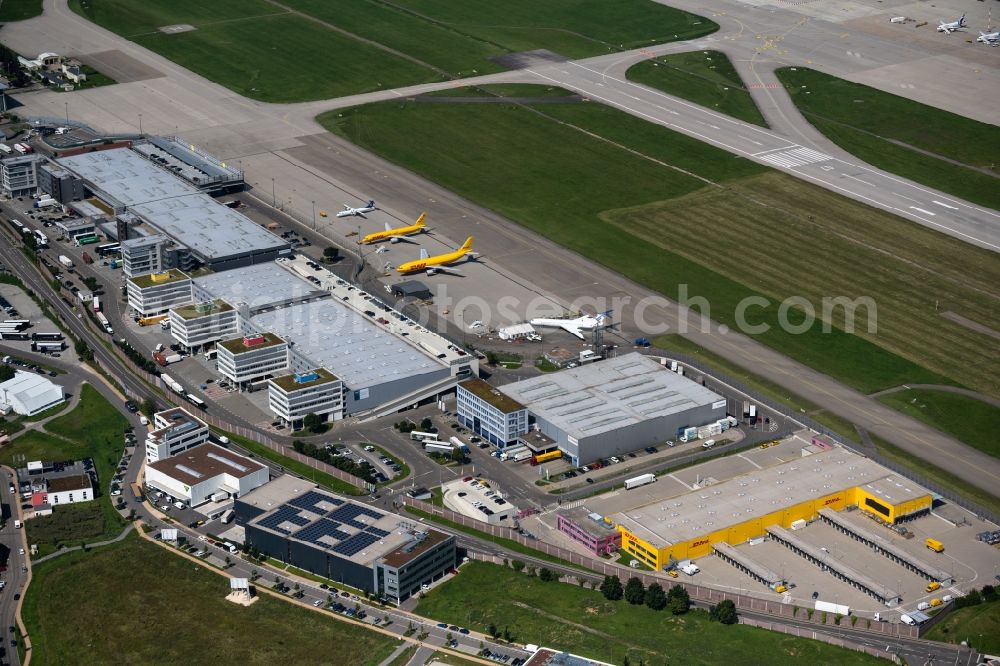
top-left (738, 617), bottom-right (904, 664)
top-left (649, 351), bottom-right (1000, 525)
top-left (402, 497), bottom-right (925, 641)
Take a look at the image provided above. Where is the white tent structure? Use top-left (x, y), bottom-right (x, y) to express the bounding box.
top-left (0, 371), bottom-right (65, 416)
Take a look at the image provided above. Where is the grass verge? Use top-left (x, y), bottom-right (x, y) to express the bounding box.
top-left (775, 67), bottom-right (1000, 209)
top-left (403, 505), bottom-right (587, 572)
top-left (321, 92), bottom-right (995, 397)
top-left (875, 389), bottom-right (1000, 460)
top-left (627, 50), bottom-right (767, 126)
top-left (211, 427), bottom-right (365, 496)
top-left (0, 0), bottom-right (41, 21)
top-left (416, 561), bottom-right (883, 665)
top-left (22, 533), bottom-right (399, 664)
top-left (924, 602), bottom-right (1000, 655)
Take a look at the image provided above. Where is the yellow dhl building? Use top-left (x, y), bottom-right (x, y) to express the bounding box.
top-left (615, 447), bottom-right (932, 571)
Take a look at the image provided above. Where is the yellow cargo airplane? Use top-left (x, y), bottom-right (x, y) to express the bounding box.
top-left (396, 237), bottom-right (476, 275)
top-left (361, 213), bottom-right (428, 245)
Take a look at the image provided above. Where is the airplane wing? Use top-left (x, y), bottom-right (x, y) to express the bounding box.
top-left (357, 211), bottom-right (368, 219)
top-left (419, 249), bottom-right (429, 260)
top-left (428, 265), bottom-right (464, 277)
top-left (561, 324), bottom-right (586, 339)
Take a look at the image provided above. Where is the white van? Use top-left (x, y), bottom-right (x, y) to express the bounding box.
top-left (13, 519), bottom-right (21, 529)
top-left (702, 439), bottom-right (716, 450)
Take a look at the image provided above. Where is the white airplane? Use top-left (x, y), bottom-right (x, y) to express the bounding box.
top-left (336, 200), bottom-right (376, 218)
top-left (937, 14), bottom-right (966, 33)
top-left (529, 311), bottom-right (611, 340)
top-left (977, 30), bottom-right (1000, 45)
top-left (54, 127), bottom-right (71, 135)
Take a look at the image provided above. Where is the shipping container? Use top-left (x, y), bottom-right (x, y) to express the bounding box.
top-left (529, 450), bottom-right (562, 466)
top-left (814, 600), bottom-right (850, 616)
top-left (139, 314), bottom-right (168, 327)
top-left (58, 255), bottom-right (73, 268)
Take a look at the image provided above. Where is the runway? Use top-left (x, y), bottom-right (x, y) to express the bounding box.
top-left (2, 0), bottom-right (999, 497)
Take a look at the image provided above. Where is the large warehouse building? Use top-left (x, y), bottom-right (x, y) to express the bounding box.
top-left (236, 476), bottom-right (456, 603)
top-left (495, 353), bottom-right (726, 465)
top-left (613, 446), bottom-right (933, 573)
top-left (57, 147), bottom-right (289, 272)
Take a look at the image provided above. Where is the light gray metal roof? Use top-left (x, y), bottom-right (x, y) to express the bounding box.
top-left (250, 299), bottom-right (447, 389)
top-left (498, 353), bottom-right (723, 439)
top-left (193, 260), bottom-right (321, 309)
top-left (57, 148), bottom-right (286, 261)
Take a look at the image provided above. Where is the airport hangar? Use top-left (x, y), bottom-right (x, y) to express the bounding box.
top-left (236, 475), bottom-right (456, 604)
top-left (55, 143), bottom-right (290, 274)
top-left (607, 446), bottom-right (934, 592)
top-left (477, 353), bottom-right (727, 466)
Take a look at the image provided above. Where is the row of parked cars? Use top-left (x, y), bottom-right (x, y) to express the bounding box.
top-left (976, 530), bottom-right (1000, 545)
top-left (479, 649), bottom-right (522, 665)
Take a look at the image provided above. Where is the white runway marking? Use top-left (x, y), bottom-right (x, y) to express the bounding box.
top-left (757, 146), bottom-right (832, 168)
top-left (842, 174), bottom-right (873, 186)
top-left (910, 206), bottom-right (936, 216)
top-left (933, 200), bottom-right (958, 210)
top-left (737, 135), bottom-right (763, 146)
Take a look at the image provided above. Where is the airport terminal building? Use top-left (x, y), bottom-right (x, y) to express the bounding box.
top-left (497, 353), bottom-right (726, 465)
top-left (236, 476), bottom-right (456, 603)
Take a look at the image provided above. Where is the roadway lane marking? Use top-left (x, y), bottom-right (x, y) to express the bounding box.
top-left (757, 147), bottom-right (831, 168)
top-left (910, 206), bottom-right (936, 216)
top-left (751, 145), bottom-right (800, 157)
top-left (842, 174), bottom-right (873, 186)
top-left (737, 135), bottom-right (763, 146)
top-left (932, 200), bottom-right (958, 210)
top-left (707, 124), bottom-right (720, 130)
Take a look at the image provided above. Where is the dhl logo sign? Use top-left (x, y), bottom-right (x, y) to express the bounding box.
top-left (823, 497), bottom-right (842, 506)
top-left (692, 539), bottom-right (710, 548)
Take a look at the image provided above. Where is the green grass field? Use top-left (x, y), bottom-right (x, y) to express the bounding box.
top-left (0, 0), bottom-right (41, 21)
top-left (416, 562), bottom-right (882, 665)
top-left (0, 384), bottom-right (128, 553)
top-left (22, 533), bottom-right (399, 665)
top-left (876, 389), bottom-right (1000, 459)
top-left (71, 0), bottom-right (715, 101)
top-left (925, 602), bottom-right (1000, 655)
top-left (627, 50), bottom-right (767, 126)
top-left (775, 67), bottom-right (1000, 209)
top-left (322, 93), bottom-right (998, 397)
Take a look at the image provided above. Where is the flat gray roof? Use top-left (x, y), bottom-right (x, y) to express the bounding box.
top-left (194, 261), bottom-right (322, 309)
top-left (250, 299), bottom-right (446, 389)
top-left (57, 148), bottom-right (286, 261)
top-left (130, 193), bottom-right (287, 261)
top-left (59, 148), bottom-right (192, 205)
top-left (498, 353), bottom-right (724, 440)
top-left (609, 446), bottom-right (932, 547)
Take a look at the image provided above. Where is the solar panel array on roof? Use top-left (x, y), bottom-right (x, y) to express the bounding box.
top-left (365, 527), bottom-right (390, 539)
top-left (288, 490), bottom-right (343, 513)
top-left (328, 503), bottom-right (382, 529)
top-left (333, 532), bottom-right (379, 556)
top-left (257, 505), bottom-right (311, 535)
top-left (295, 518), bottom-right (351, 548)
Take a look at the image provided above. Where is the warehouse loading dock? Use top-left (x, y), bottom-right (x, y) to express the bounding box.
top-left (766, 525), bottom-right (901, 606)
top-left (712, 541), bottom-right (785, 591)
top-left (818, 508), bottom-right (952, 585)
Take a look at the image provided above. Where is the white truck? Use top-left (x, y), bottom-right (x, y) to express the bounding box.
top-left (512, 450), bottom-right (532, 462)
top-left (625, 473), bottom-right (656, 490)
top-left (680, 563), bottom-right (700, 576)
top-left (160, 373), bottom-right (184, 395)
top-left (58, 255), bottom-right (74, 268)
top-left (424, 441), bottom-right (454, 455)
top-left (220, 509), bottom-right (235, 524)
top-left (95, 311), bottom-right (113, 334)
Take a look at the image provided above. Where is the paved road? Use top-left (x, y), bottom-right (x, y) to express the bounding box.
top-left (0, 468), bottom-right (25, 666)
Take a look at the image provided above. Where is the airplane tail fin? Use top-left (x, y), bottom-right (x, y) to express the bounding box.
top-left (415, 213), bottom-right (426, 227)
top-left (459, 236), bottom-right (474, 252)
top-left (367, 200), bottom-right (375, 208)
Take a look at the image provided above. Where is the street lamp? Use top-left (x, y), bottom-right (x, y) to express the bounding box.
top-left (271, 178), bottom-right (276, 208)
top-left (138, 113), bottom-right (143, 135)
top-left (312, 200), bottom-right (316, 229)
top-left (64, 101), bottom-right (68, 123)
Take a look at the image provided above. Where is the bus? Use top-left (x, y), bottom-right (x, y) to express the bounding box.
top-left (96, 243), bottom-right (120, 257)
top-left (31, 332), bottom-right (64, 341)
top-left (7, 219), bottom-right (24, 233)
top-left (75, 234), bottom-right (99, 246)
top-left (130, 482), bottom-right (144, 503)
top-left (31, 341), bottom-right (65, 353)
top-left (34, 229), bottom-right (48, 247)
top-left (1, 320), bottom-right (31, 331)
top-left (185, 394), bottom-right (206, 410)
top-left (0, 332), bottom-right (29, 341)
top-left (410, 431), bottom-right (439, 442)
